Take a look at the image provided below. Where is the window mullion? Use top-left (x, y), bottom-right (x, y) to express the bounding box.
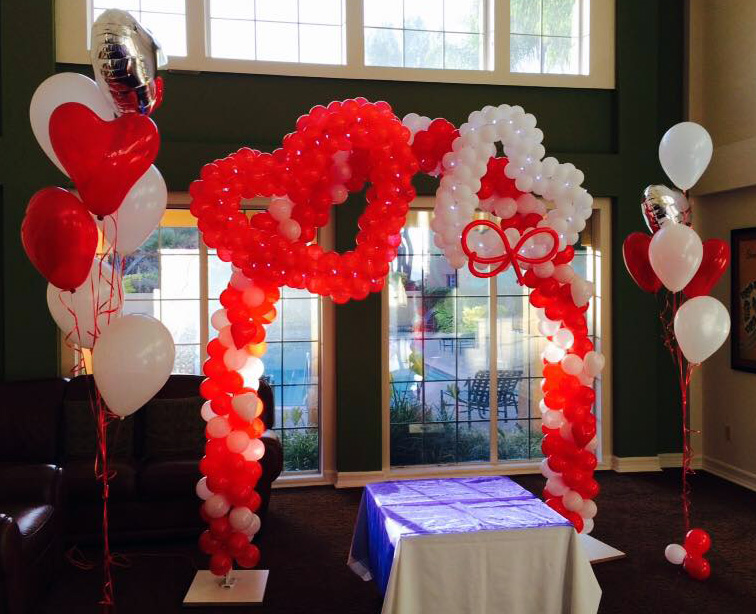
top-left (186, 0), bottom-right (208, 61)
top-left (345, 0), bottom-right (364, 67)
top-left (489, 239), bottom-right (498, 464)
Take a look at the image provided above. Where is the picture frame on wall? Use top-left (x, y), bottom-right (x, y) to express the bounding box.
top-left (731, 228), bottom-right (756, 372)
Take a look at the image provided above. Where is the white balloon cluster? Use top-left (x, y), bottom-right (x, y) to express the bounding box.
top-left (427, 105), bottom-right (593, 270)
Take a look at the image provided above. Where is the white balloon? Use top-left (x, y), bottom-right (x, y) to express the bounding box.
top-left (229, 506), bottom-right (254, 531)
top-left (553, 328), bottom-right (575, 350)
top-left (542, 409), bottom-right (564, 429)
top-left (561, 354), bottom-right (584, 376)
top-left (97, 166), bottom-right (167, 254)
top-left (242, 438), bottom-right (266, 461)
top-left (204, 494), bottom-right (230, 519)
top-left (211, 309), bottom-right (230, 331)
top-left (200, 401), bottom-right (217, 422)
top-left (659, 122), bottom-right (713, 190)
top-left (563, 490), bottom-right (584, 512)
top-left (93, 315), bottom-right (175, 417)
top-left (674, 296), bottom-right (730, 364)
top-left (207, 416), bottom-right (231, 439)
top-left (540, 457), bottom-right (557, 478)
top-left (227, 430), bottom-right (251, 454)
top-left (570, 277), bottom-right (594, 308)
top-left (232, 392), bottom-right (261, 422)
top-left (580, 499), bottom-right (598, 519)
top-left (649, 224), bottom-right (703, 292)
top-left (29, 72), bottom-right (115, 175)
top-left (583, 351), bottom-right (605, 377)
top-left (546, 476), bottom-right (569, 496)
top-left (581, 518), bottom-right (594, 534)
top-left (195, 477), bottom-right (212, 500)
top-left (46, 260), bottom-right (123, 349)
top-left (664, 543), bottom-right (687, 565)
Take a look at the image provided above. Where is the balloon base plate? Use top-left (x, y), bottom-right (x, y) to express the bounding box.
top-left (183, 570), bottom-right (269, 606)
top-left (579, 534), bottom-right (626, 564)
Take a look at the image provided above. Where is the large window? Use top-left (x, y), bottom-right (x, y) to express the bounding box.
top-left (115, 210), bottom-right (324, 474)
top-left (386, 202), bottom-right (606, 469)
top-left (57, 0), bottom-right (614, 88)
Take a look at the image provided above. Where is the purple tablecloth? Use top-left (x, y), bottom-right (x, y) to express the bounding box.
top-left (348, 476), bottom-right (572, 595)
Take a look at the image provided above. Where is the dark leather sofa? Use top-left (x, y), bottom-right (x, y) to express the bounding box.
top-left (0, 375), bottom-right (283, 614)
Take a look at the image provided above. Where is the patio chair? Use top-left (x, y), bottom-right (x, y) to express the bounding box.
top-left (440, 369), bottom-right (522, 422)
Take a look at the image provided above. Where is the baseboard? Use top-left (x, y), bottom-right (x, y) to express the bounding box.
top-left (611, 456), bottom-right (662, 472)
top-left (335, 471), bottom-right (385, 489)
top-left (703, 456), bottom-right (756, 492)
top-left (659, 452), bottom-right (703, 470)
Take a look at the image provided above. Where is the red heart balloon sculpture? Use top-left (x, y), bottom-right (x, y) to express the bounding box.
top-left (623, 232), bottom-right (662, 293)
top-left (49, 102), bottom-right (160, 217)
top-left (21, 187), bottom-right (97, 291)
top-left (684, 239), bottom-right (730, 298)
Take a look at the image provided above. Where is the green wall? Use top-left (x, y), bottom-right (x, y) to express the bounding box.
top-left (0, 1), bottom-right (685, 466)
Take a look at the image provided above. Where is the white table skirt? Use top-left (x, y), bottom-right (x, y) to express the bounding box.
top-left (353, 525), bottom-right (601, 614)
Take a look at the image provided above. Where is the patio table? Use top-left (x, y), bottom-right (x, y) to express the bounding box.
top-left (348, 476), bottom-right (600, 614)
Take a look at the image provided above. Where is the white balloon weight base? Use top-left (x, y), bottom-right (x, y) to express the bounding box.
top-left (579, 534), bottom-right (626, 564)
top-left (183, 570), bottom-right (269, 606)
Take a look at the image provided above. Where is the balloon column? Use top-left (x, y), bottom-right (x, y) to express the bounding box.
top-left (623, 121), bottom-right (726, 580)
top-left (191, 101), bottom-right (604, 576)
top-left (23, 9), bottom-right (172, 606)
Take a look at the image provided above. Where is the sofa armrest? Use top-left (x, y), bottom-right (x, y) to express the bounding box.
top-left (0, 464), bottom-right (63, 507)
top-left (259, 433), bottom-right (283, 484)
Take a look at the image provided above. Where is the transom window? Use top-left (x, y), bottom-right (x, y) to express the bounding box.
top-left (59, 0), bottom-right (614, 88)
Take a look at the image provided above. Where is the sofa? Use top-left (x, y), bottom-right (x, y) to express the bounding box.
top-left (0, 375), bottom-right (283, 613)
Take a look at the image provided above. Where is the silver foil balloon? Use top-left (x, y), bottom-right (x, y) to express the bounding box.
top-left (641, 184), bottom-right (692, 234)
top-left (90, 9), bottom-right (167, 116)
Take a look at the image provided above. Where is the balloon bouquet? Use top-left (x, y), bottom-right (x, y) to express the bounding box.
top-left (190, 101), bottom-right (605, 577)
top-left (623, 122), bottom-right (728, 581)
top-left (22, 10), bottom-right (173, 607)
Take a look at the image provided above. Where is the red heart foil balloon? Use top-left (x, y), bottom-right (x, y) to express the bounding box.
top-left (21, 187), bottom-right (97, 291)
top-left (49, 102), bottom-right (160, 217)
top-left (684, 239), bottom-right (730, 298)
top-left (623, 232), bottom-right (662, 293)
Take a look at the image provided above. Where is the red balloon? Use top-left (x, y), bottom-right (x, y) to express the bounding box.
top-left (684, 528), bottom-right (712, 555)
top-left (623, 232), bottom-right (662, 293)
top-left (198, 530), bottom-right (222, 555)
top-left (209, 551), bottom-right (233, 577)
top-left (49, 102), bottom-right (160, 217)
top-left (684, 239), bottom-right (729, 298)
top-left (236, 544), bottom-right (261, 569)
top-left (683, 555), bottom-right (711, 581)
top-left (21, 187), bottom-right (97, 291)
top-left (226, 531), bottom-right (249, 557)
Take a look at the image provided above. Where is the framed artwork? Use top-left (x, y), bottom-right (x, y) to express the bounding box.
top-left (731, 228), bottom-right (756, 372)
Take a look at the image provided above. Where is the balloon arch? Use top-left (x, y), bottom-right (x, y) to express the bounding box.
top-left (190, 99), bottom-right (604, 575)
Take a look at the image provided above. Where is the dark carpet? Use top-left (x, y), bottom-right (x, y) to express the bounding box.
top-left (43, 470), bottom-right (756, 614)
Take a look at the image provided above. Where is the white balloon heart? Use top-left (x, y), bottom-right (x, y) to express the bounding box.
top-left (29, 72), bottom-right (115, 175)
top-left (649, 224), bottom-right (703, 292)
top-left (674, 296), bottom-right (730, 364)
top-left (97, 165), bottom-right (167, 254)
top-left (93, 314), bottom-right (175, 417)
top-left (46, 260), bottom-right (124, 349)
top-left (658, 122), bottom-right (713, 191)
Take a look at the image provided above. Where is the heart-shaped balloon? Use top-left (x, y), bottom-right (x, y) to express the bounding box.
top-left (623, 232), bottom-right (662, 293)
top-left (49, 102), bottom-right (160, 217)
top-left (684, 239), bottom-right (730, 298)
top-left (21, 187), bottom-right (98, 291)
top-left (641, 184), bottom-right (691, 234)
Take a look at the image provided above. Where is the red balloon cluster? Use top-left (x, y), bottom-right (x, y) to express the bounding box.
top-left (411, 118), bottom-right (458, 175)
top-left (682, 528), bottom-right (712, 581)
top-left (190, 99), bottom-right (418, 304)
top-left (478, 156), bottom-right (525, 203)
top-left (197, 283), bottom-right (280, 577)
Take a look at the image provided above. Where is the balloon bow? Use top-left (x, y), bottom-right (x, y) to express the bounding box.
top-left (461, 220), bottom-right (560, 283)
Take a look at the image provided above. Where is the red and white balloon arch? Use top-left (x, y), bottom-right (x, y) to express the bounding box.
top-left (190, 99), bottom-right (605, 576)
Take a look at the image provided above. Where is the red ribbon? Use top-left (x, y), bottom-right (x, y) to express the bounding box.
top-left (460, 220), bottom-right (560, 284)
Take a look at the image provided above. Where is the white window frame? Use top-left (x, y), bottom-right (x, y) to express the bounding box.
top-left (56, 0), bottom-right (615, 89)
top-left (376, 196), bottom-right (613, 483)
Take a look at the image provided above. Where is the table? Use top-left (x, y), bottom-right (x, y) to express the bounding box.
top-left (348, 476), bottom-right (601, 614)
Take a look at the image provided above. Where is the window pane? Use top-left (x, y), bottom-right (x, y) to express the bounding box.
top-left (364, 0), bottom-right (403, 28)
top-left (208, 255), bottom-right (232, 299)
top-left (299, 0), bottom-right (342, 25)
top-left (404, 30), bottom-right (442, 69)
top-left (256, 21), bottom-right (298, 62)
top-left (299, 24), bottom-right (343, 64)
top-left (161, 299), bottom-right (200, 344)
top-left (210, 0), bottom-right (255, 19)
top-left (510, 0), bottom-right (541, 35)
top-left (211, 18), bottom-right (256, 60)
top-left (510, 34), bottom-right (541, 73)
top-left (404, 0), bottom-right (443, 31)
top-left (94, 1), bottom-right (139, 10)
top-left (174, 345), bottom-right (201, 374)
top-left (443, 0), bottom-right (482, 33)
top-left (281, 299), bottom-right (318, 341)
top-left (444, 32), bottom-right (481, 70)
top-left (542, 36), bottom-right (580, 75)
top-left (160, 253), bottom-right (200, 299)
top-left (282, 428), bottom-right (319, 471)
top-left (282, 342), bottom-right (319, 385)
top-left (139, 12), bottom-right (186, 56)
top-left (364, 27), bottom-right (403, 67)
top-left (141, 0), bottom-right (184, 12)
top-left (255, 0), bottom-right (297, 22)
top-left (542, 0), bottom-right (580, 37)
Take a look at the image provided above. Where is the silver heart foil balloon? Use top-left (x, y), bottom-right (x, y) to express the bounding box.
top-left (90, 9), bottom-right (167, 116)
top-left (641, 184), bottom-right (691, 234)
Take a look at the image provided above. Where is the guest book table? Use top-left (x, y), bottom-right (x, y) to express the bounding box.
top-left (348, 476), bottom-right (601, 614)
